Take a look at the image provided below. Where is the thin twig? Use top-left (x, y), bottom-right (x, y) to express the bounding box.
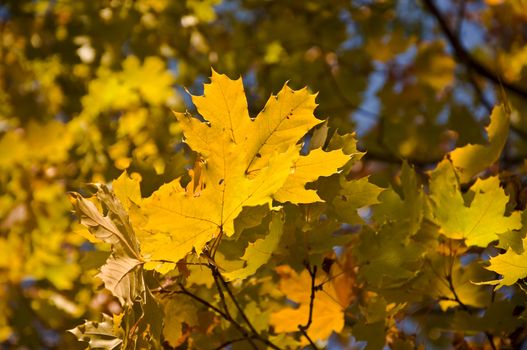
top-left (444, 248), bottom-right (497, 350)
top-left (213, 267), bottom-right (258, 336)
top-left (211, 270), bottom-right (259, 350)
top-left (213, 267), bottom-right (281, 350)
top-left (154, 284), bottom-right (258, 349)
top-left (213, 336), bottom-right (258, 350)
top-left (298, 327), bottom-right (318, 350)
top-left (210, 264), bottom-right (281, 350)
top-left (298, 262), bottom-right (320, 350)
top-left (300, 263), bottom-right (318, 330)
top-left (213, 269), bottom-right (232, 318)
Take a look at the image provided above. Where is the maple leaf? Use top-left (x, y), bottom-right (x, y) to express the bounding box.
top-left (354, 223), bottom-right (424, 288)
top-left (270, 265), bottom-right (345, 343)
top-left (333, 176), bottom-right (384, 225)
top-left (479, 248), bottom-right (527, 289)
top-left (223, 212), bottom-right (283, 281)
top-left (274, 148), bottom-right (350, 204)
top-left (372, 161), bottom-right (424, 235)
top-left (428, 160), bottom-right (521, 247)
top-left (448, 105), bottom-right (509, 183)
top-left (139, 70), bottom-right (349, 267)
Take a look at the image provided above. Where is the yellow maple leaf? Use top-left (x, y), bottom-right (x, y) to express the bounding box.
top-left (138, 70), bottom-right (349, 268)
top-left (274, 148), bottom-right (350, 204)
top-left (270, 265), bottom-right (345, 343)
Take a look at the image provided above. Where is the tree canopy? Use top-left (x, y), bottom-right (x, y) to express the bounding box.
top-left (2, 0), bottom-right (527, 349)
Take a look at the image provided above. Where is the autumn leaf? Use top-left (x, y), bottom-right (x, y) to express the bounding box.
top-left (223, 212), bottom-right (284, 281)
top-left (448, 105), bottom-right (509, 183)
top-left (68, 314), bottom-right (123, 350)
top-left (70, 184), bottom-right (144, 305)
top-left (333, 176), bottom-right (384, 225)
top-left (479, 246), bottom-right (527, 289)
top-left (274, 148), bottom-right (350, 204)
top-left (428, 161), bottom-right (521, 247)
top-left (139, 70), bottom-right (349, 268)
top-left (270, 265), bottom-right (345, 343)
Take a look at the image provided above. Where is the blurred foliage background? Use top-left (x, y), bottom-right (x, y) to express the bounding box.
top-left (1, 0), bottom-right (527, 348)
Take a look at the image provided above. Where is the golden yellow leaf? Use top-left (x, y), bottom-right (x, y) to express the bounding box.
top-left (274, 149), bottom-right (350, 204)
top-left (112, 171), bottom-right (142, 210)
top-left (138, 71), bottom-right (349, 268)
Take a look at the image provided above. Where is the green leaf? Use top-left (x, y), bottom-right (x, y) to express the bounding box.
top-left (333, 176), bottom-right (384, 224)
top-left (352, 320), bottom-right (385, 350)
top-left (223, 212), bottom-right (284, 281)
top-left (354, 223), bottom-right (424, 288)
top-left (372, 161), bottom-right (424, 235)
top-left (451, 300), bottom-right (523, 334)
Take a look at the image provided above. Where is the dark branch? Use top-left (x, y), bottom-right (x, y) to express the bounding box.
top-left (212, 265), bottom-right (282, 350)
top-left (298, 262), bottom-right (320, 350)
top-left (154, 284), bottom-right (258, 349)
top-left (209, 265), bottom-right (280, 350)
top-left (213, 336), bottom-right (258, 350)
top-left (422, 0), bottom-right (527, 100)
top-left (211, 269), bottom-right (259, 350)
top-left (444, 248), bottom-right (497, 350)
top-left (423, 0), bottom-right (527, 145)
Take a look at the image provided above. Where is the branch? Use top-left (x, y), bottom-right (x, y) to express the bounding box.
top-left (447, 272), bottom-right (497, 350)
top-left (298, 262), bottom-right (319, 350)
top-left (211, 270), bottom-right (259, 350)
top-left (421, 0), bottom-right (527, 100)
top-left (454, 0), bottom-right (467, 37)
top-left (213, 336), bottom-right (258, 350)
top-left (407, 0), bottom-right (527, 165)
top-left (154, 284), bottom-right (258, 349)
top-left (444, 249), bottom-right (497, 350)
top-left (362, 150), bottom-right (442, 168)
top-left (211, 265), bottom-right (282, 350)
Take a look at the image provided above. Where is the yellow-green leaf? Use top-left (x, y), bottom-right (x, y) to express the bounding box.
top-left (223, 213), bottom-right (283, 281)
top-left (333, 176), bottom-right (384, 224)
top-left (428, 161), bottom-right (521, 247)
top-left (449, 105), bottom-right (509, 183)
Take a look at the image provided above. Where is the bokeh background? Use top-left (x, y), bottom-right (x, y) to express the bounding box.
top-left (1, 0), bottom-right (527, 348)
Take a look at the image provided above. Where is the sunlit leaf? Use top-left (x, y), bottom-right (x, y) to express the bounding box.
top-left (428, 161), bottom-right (521, 247)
